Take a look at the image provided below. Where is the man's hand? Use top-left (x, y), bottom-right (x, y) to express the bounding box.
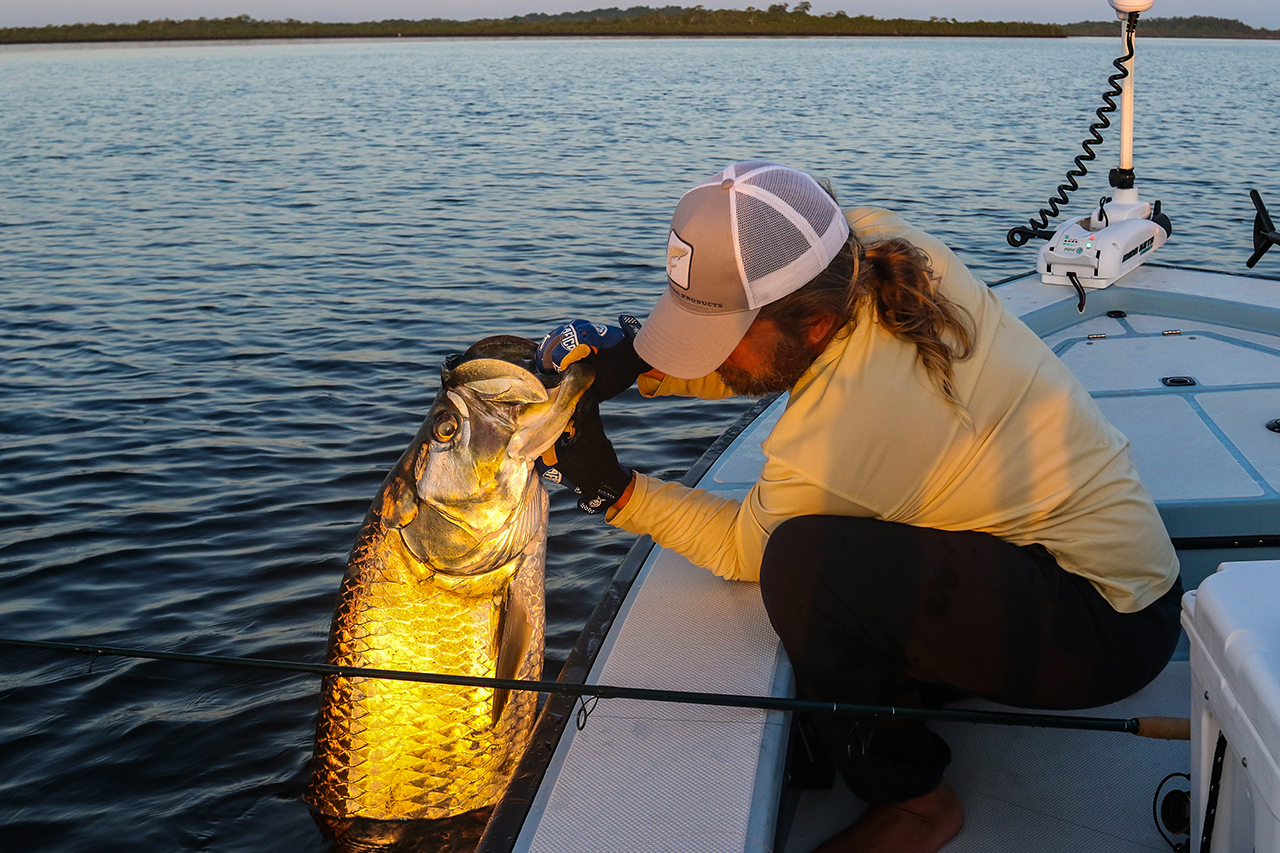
top-left (536, 315), bottom-right (651, 401)
top-left (537, 391), bottom-right (632, 515)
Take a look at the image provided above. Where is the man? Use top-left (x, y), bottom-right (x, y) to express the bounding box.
top-left (537, 161), bottom-right (1181, 852)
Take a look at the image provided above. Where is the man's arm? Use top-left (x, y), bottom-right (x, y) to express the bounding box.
top-left (609, 459), bottom-right (875, 582)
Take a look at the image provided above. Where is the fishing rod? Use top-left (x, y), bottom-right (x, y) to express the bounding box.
top-left (0, 636), bottom-right (1189, 740)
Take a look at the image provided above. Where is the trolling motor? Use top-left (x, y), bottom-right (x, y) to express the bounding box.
top-left (1008, 0), bottom-right (1173, 310)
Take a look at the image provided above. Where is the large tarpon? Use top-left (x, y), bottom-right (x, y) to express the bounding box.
top-left (305, 336), bottom-right (592, 849)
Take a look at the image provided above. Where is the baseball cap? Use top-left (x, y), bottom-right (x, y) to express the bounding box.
top-left (634, 161), bottom-right (850, 380)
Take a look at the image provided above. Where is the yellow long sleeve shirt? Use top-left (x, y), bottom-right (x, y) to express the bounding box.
top-left (609, 207), bottom-right (1179, 613)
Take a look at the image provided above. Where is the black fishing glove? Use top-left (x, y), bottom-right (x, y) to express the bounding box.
top-left (538, 391), bottom-right (632, 515)
top-left (536, 315), bottom-right (651, 401)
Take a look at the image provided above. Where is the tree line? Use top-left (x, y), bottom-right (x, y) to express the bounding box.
top-left (1061, 15), bottom-right (1278, 38)
top-left (2, 8), bottom-right (1275, 44)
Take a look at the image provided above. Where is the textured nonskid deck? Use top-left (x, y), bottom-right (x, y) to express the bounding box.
top-left (512, 541), bottom-right (793, 853)
top-left (784, 661), bottom-right (1190, 852)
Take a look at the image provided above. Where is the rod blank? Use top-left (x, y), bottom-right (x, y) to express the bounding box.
top-left (0, 636), bottom-right (1187, 739)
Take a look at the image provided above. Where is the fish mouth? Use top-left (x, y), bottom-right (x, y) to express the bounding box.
top-left (443, 335), bottom-right (557, 390)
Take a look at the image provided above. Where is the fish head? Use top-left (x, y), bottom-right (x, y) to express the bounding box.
top-left (389, 336), bottom-right (592, 574)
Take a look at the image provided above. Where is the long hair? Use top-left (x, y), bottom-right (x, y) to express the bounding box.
top-left (757, 234), bottom-right (975, 407)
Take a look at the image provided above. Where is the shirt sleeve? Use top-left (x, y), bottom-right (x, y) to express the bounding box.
top-left (608, 458), bottom-right (875, 582)
top-left (637, 372), bottom-right (738, 400)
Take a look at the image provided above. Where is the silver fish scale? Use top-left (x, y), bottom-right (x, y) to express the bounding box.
top-left (305, 498), bottom-right (546, 822)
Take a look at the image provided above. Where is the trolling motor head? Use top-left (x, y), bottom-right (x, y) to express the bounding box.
top-left (1027, 0), bottom-right (1173, 307)
top-left (1108, 0), bottom-right (1153, 16)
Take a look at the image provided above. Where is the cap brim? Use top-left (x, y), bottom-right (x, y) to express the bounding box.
top-left (634, 290), bottom-right (759, 380)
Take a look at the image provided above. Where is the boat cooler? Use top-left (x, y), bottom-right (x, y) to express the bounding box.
top-left (1183, 560), bottom-right (1280, 852)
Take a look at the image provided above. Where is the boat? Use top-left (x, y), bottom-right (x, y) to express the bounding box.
top-left (468, 258), bottom-right (1280, 853)
top-left (467, 2), bottom-right (1280, 851)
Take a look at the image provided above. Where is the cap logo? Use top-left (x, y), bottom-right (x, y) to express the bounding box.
top-left (667, 231), bottom-right (693, 290)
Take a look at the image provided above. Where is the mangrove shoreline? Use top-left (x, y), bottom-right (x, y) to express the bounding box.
top-left (2, 8), bottom-right (1276, 45)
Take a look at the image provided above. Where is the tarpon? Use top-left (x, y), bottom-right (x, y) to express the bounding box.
top-left (305, 336), bottom-right (592, 849)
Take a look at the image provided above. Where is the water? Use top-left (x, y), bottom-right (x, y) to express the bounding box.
top-left (1, 35), bottom-right (1277, 851)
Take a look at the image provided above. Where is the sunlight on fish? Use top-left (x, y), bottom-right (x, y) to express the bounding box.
top-left (304, 336), bottom-right (592, 850)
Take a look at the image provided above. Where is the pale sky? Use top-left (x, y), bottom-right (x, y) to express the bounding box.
top-left (4, 0), bottom-right (1278, 30)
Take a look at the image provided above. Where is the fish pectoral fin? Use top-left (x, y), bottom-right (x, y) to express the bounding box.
top-left (493, 592), bottom-right (533, 724)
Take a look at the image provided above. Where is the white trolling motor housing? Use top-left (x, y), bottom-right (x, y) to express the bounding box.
top-left (1037, 0), bottom-right (1172, 293)
top-left (1037, 191), bottom-right (1168, 289)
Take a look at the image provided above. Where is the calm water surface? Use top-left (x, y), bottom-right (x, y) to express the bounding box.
top-left (2, 36), bottom-right (1278, 851)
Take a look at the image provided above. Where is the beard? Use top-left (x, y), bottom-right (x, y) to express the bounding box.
top-left (715, 327), bottom-right (822, 397)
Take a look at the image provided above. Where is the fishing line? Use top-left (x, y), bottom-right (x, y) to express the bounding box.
top-left (0, 636), bottom-right (1189, 739)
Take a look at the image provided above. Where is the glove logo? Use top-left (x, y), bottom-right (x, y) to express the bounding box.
top-left (667, 231), bottom-right (693, 290)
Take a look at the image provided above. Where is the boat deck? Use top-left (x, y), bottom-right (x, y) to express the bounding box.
top-left (785, 662), bottom-right (1190, 852)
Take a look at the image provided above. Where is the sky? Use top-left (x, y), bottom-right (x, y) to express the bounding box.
top-left (3, 0), bottom-right (1277, 30)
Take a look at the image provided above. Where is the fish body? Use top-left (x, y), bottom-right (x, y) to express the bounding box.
top-left (305, 336), bottom-right (590, 835)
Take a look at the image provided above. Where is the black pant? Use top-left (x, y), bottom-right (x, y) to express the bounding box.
top-left (759, 515), bottom-right (1182, 805)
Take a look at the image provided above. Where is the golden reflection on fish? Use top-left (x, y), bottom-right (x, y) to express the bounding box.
top-left (304, 336), bottom-right (592, 847)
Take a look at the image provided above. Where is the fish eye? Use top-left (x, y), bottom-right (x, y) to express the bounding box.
top-left (432, 411), bottom-right (459, 443)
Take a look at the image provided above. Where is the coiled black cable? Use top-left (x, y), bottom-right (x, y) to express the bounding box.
top-left (1007, 13), bottom-right (1139, 247)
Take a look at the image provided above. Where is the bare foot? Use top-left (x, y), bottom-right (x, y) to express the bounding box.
top-left (813, 780), bottom-right (964, 853)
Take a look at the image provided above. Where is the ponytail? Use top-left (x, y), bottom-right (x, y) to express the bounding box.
top-left (857, 238), bottom-right (974, 406)
top-left (757, 234), bottom-right (974, 407)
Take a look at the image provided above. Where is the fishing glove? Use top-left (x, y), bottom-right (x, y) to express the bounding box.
top-left (538, 391), bottom-right (632, 515)
top-left (536, 315), bottom-right (651, 401)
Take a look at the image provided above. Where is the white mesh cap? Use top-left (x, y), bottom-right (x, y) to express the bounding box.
top-left (634, 162), bottom-right (850, 380)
